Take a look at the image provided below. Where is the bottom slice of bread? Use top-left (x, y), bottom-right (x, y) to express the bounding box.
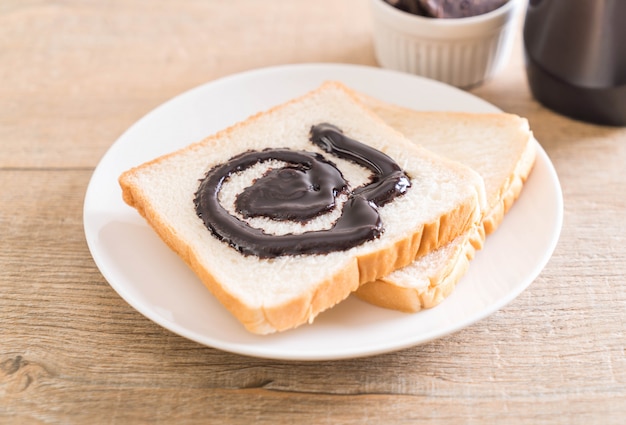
top-left (355, 96), bottom-right (537, 313)
top-left (119, 82), bottom-right (486, 334)
top-left (356, 226), bottom-right (483, 312)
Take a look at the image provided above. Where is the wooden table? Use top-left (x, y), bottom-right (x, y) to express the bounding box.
top-left (2, 1), bottom-right (625, 423)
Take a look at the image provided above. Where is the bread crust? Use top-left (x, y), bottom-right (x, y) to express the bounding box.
top-left (119, 82), bottom-right (485, 334)
top-left (482, 134), bottom-right (536, 234)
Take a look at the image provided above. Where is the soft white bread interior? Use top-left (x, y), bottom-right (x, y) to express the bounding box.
top-left (119, 81), bottom-right (486, 334)
top-left (356, 95), bottom-right (536, 312)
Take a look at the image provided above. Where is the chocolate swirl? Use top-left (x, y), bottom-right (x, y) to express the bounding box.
top-left (194, 123), bottom-right (411, 258)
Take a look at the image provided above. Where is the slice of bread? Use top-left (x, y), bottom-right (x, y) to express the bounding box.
top-left (356, 229), bottom-right (480, 312)
top-left (355, 95), bottom-right (536, 312)
top-left (119, 81), bottom-right (486, 334)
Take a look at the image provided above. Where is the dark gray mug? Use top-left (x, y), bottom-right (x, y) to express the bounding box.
top-left (524, 0), bottom-right (626, 126)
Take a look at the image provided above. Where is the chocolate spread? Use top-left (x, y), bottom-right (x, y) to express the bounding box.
top-left (194, 123), bottom-right (411, 258)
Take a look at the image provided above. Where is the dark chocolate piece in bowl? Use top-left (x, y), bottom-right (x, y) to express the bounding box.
top-left (385, 0), bottom-right (508, 18)
top-left (418, 0), bottom-right (508, 18)
top-left (384, 0), bottom-right (429, 15)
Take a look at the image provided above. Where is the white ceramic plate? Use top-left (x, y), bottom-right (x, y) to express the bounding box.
top-left (83, 63), bottom-right (563, 361)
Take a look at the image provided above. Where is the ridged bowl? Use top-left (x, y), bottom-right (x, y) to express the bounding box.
top-left (369, 0), bottom-right (524, 88)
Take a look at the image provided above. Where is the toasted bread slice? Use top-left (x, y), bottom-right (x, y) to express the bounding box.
top-left (119, 82), bottom-right (486, 334)
top-left (356, 95), bottom-right (536, 312)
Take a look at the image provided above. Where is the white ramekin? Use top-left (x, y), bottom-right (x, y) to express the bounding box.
top-left (369, 0), bottom-right (524, 87)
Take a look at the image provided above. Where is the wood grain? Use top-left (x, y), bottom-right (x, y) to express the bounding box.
top-left (1, 0), bottom-right (626, 423)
